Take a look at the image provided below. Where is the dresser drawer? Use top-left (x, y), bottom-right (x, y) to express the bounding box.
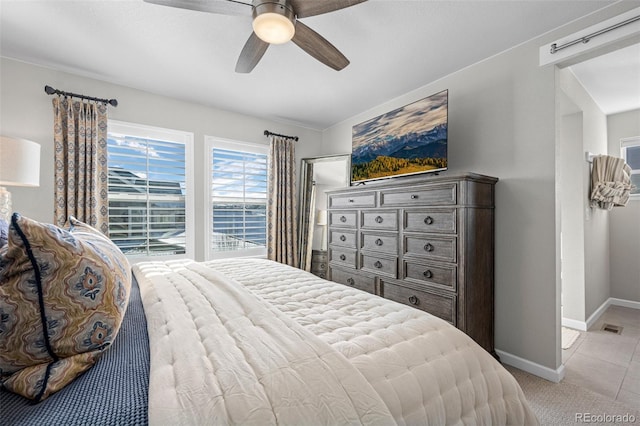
top-left (404, 209), bottom-right (457, 234)
top-left (311, 250), bottom-right (328, 278)
top-left (361, 232), bottom-right (398, 254)
top-left (404, 235), bottom-right (457, 263)
top-left (329, 247), bottom-right (357, 268)
top-left (330, 267), bottom-right (376, 295)
top-left (381, 280), bottom-right (456, 325)
top-left (329, 229), bottom-right (357, 248)
top-left (329, 192), bottom-right (376, 208)
top-left (361, 210), bottom-right (398, 230)
top-left (329, 211), bottom-right (357, 228)
top-left (380, 183), bottom-right (457, 207)
top-left (360, 253), bottom-right (397, 278)
top-left (403, 260), bottom-right (457, 291)
top-left (312, 270), bottom-right (327, 279)
top-left (311, 250), bottom-right (328, 263)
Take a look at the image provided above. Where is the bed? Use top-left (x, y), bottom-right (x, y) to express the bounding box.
top-left (2, 215), bottom-right (538, 425)
top-left (134, 258), bottom-right (538, 425)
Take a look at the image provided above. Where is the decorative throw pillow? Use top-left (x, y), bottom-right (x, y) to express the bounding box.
top-left (0, 214), bottom-right (131, 401)
top-left (0, 218), bottom-right (8, 248)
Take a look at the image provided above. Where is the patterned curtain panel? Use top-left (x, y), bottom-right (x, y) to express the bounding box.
top-left (53, 97), bottom-right (109, 234)
top-left (267, 136), bottom-right (298, 267)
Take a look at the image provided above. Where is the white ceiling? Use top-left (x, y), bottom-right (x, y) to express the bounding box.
top-left (0, 0), bottom-right (626, 130)
top-left (569, 42), bottom-right (640, 115)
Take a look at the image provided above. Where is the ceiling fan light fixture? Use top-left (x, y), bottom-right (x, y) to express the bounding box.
top-left (252, 1), bottom-right (295, 45)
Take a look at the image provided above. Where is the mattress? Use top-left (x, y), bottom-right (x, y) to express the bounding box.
top-left (133, 258), bottom-right (538, 425)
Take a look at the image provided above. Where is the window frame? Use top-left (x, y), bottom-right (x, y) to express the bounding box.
top-left (621, 136), bottom-right (640, 200)
top-left (107, 120), bottom-right (195, 261)
top-left (204, 136), bottom-right (269, 260)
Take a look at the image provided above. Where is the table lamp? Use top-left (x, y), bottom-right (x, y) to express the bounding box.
top-left (0, 136), bottom-right (41, 221)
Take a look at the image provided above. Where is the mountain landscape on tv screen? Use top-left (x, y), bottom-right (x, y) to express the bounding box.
top-left (351, 123), bottom-right (447, 181)
top-left (351, 123), bottom-right (447, 164)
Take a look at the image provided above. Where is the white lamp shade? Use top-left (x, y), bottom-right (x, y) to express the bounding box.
top-left (0, 136), bottom-right (41, 187)
top-left (316, 209), bottom-right (327, 226)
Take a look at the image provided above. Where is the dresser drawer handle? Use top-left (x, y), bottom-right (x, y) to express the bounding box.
top-left (339, 254), bottom-right (346, 261)
top-left (340, 216), bottom-right (347, 223)
top-left (374, 261), bottom-right (383, 269)
top-left (408, 295), bottom-right (420, 306)
top-left (424, 243), bottom-right (434, 252)
top-left (348, 199), bottom-right (354, 203)
top-left (340, 234), bottom-right (347, 242)
top-left (347, 278), bottom-right (355, 285)
top-left (411, 194), bottom-right (418, 199)
top-left (375, 216), bottom-right (384, 223)
top-left (318, 273), bottom-right (326, 278)
top-left (424, 216), bottom-right (434, 225)
top-left (375, 238), bottom-right (384, 246)
top-left (320, 263), bottom-right (326, 269)
top-left (423, 270), bottom-right (433, 279)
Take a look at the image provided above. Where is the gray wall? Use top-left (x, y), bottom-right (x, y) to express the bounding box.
top-left (323, 37), bottom-right (559, 369)
top-left (608, 109), bottom-right (640, 302)
top-left (557, 67), bottom-right (610, 321)
top-left (0, 57), bottom-right (323, 261)
top-left (558, 107), bottom-right (586, 322)
top-left (321, 3), bottom-right (636, 371)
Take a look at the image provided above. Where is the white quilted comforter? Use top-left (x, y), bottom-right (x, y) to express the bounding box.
top-left (133, 258), bottom-right (538, 426)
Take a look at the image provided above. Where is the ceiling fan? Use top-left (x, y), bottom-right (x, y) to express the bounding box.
top-left (143, 0), bottom-right (367, 73)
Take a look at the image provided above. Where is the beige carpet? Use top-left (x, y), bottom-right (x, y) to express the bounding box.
top-left (507, 366), bottom-right (640, 425)
top-left (561, 327), bottom-right (580, 349)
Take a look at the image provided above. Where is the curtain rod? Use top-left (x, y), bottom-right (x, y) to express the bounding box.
top-left (264, 130), bottom-right (299, 141)
top-left (550, 14), bottom-right (640, 54)
top-left (44, 85), bottom-right (118, 107)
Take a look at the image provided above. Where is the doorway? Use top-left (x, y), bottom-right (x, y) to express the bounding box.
top-left (555, 39), bottom-right (640, 403)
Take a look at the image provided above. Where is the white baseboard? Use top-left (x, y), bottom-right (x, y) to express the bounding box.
top-left (585, 299), bottom-right (612, 330)
top-left (511, 298), bottom-right (639, 383)
top-left (561, 317), bottom-right (587, 331)
top-left (562, 297), bottom-right (640, 332)
top-left (610, 297), bottom-right (640, 310)
top-left (496, 349), bottom-right (565, 383)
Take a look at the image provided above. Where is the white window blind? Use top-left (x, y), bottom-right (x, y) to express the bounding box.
top-left (207, 138), bottom-right (268, 258)
top-left (107, 121), bottom-right (194, 258)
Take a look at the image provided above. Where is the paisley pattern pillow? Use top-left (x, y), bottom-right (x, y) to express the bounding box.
top-left (0, 218), bottom-right (8, 248)
top-left (0, 214), bottom-right (131, 401)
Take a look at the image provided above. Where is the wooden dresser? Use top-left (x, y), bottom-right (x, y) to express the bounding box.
top-left (326, 172), bottom-right (498, 354)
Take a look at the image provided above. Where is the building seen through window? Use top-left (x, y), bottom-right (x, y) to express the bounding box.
top-left (208, 139), bottom-right (268, 258)
top-left (107, 124), bottom-right (191, 257)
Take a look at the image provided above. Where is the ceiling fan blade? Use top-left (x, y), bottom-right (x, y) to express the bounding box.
top-left (289, 0), bottom-right (367, 18)
top-left (236, 32), bottom-right (270, 73)
top-left (291, 21), bottom-right (349, 71)
top-left (143, 0), bottom-right (251, 16)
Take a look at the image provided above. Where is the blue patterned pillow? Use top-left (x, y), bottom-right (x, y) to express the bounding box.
top-left (0, 214), bottom-right (131, 401)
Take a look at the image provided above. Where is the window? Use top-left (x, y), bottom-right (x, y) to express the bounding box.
top-left (621, 136), bottom-right (640, 198)
top-left (107, 121), bottom-right (194, 258)
top-left (206, 137), bottom-right (268, 259)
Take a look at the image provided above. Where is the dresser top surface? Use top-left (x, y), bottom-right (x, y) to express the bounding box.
top-left (326, 172), bottom-right (498, 195)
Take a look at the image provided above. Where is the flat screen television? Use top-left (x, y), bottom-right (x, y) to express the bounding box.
top-left (351, 89), bottom-right (448, 184)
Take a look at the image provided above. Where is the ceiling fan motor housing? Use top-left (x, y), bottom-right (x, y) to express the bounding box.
top-left (252, 0), bottom-right (296, 44)
top-left (252, 0), bottom-right (295, 19)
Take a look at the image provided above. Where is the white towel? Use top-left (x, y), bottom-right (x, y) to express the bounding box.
top-left (590, 155), bottom-right (634, 210)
